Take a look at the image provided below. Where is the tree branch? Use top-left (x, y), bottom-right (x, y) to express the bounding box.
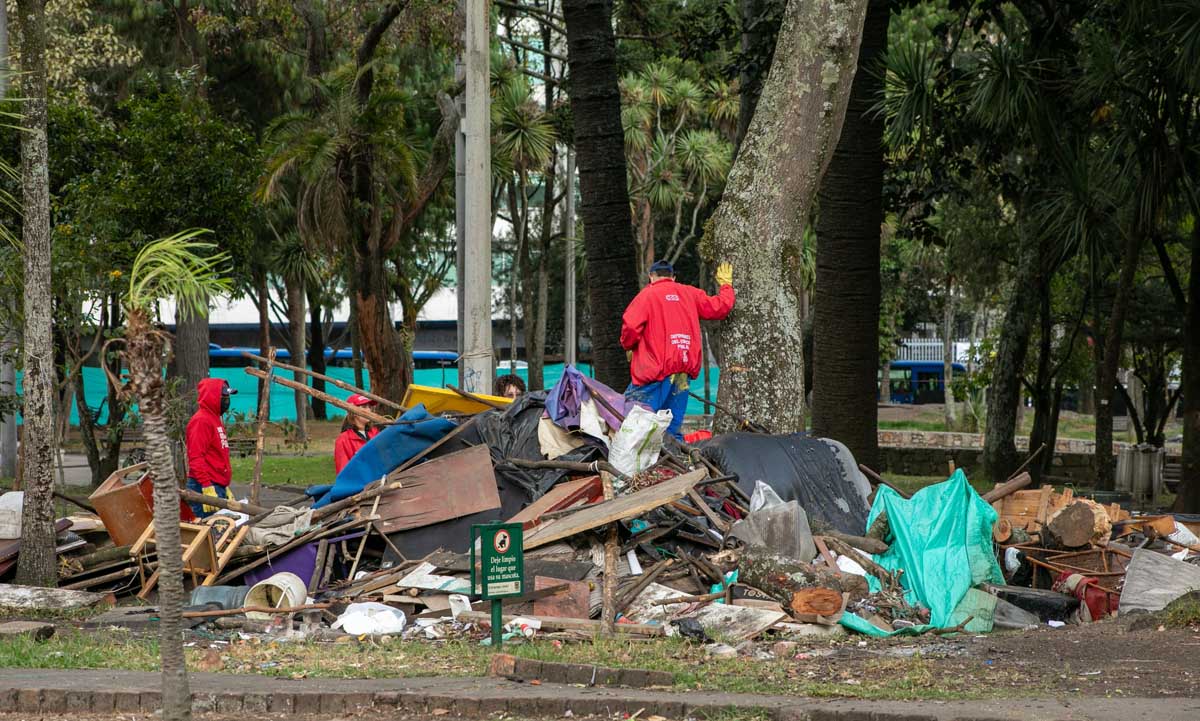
top-left (498, 34), bottom-right (567, 63)
top-left (355, 2), bottom-right (409, 103)
top-left (382, 92), bottom-right (460, 253)
top-left (1151, 233), bottom-right (1187, 313)
top-left (495, 0), bottom-right (567, 35)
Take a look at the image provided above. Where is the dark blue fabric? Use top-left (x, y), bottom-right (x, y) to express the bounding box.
top-left (312, 404), bottom-right (456, 508)
top-left (624, 374), bottom-right (689, 440)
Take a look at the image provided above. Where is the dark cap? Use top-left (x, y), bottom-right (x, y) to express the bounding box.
top-left (222, 381), bottom-right (237, 396)
top-left (648, 260), bottom-right (674, 276)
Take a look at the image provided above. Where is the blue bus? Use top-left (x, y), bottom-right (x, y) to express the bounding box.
top-left (882, 360), bottom-right (967, 404)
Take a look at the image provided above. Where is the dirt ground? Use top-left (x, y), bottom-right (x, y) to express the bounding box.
top-left (797, 616), bottom-right (1200, 698)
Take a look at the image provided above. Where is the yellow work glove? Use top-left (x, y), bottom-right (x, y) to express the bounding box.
top-left (715, 262), bottom-right (733, 288)
top-left (626, 350), bottom-right (633, 363)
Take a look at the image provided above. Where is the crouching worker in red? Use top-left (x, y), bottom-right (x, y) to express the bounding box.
top-left (334, 394), bottom-right (380, 474)
top-left (185, 378), bottom-right (235, 518)
top-left (620, 260), bottom-right (735, 441)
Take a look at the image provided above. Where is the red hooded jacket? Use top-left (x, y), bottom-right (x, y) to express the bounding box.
top-left (620, 279), bottom-right (735, 387)
top-left (333, 426), bottom-right (380, 474)
top-left (186, 378), bottom-right (232, 487)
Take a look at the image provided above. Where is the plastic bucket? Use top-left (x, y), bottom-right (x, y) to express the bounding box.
top-left (244, 572), bottom-right (308, 619)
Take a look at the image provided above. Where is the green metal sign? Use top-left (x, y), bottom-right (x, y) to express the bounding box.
top-left (471, 522), bottom-right (524, 647)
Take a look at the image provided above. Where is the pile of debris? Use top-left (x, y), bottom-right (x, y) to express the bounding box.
top-left (3, 362), bottom-right (1199, 646)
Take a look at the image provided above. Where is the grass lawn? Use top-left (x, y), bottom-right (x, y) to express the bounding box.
top-left (0, 629), bottom-right (1021, 701)
top-left (230, 453), bottom-right (333, 487)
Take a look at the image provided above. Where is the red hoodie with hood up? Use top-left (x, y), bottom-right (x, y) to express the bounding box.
top-left (186, 378), bottom-right (232, 487)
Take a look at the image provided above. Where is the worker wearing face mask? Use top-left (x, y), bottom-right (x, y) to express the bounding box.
top-left (185, 377), bottom-right (236, 518)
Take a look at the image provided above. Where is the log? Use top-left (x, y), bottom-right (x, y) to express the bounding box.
top-left (789, 587), bottom-right (844, 617)
top-left (818, 536), bottom-right (897, 586)
top-left (601, 473), bottom-right (618, 635)
top-left (310, 481), bottom-right (403, 522)
top-left (1046, 500), bottom-right (1112, 549)
top-left (178, 489), bottom-right (270, 516)
top-left (182, 603), bottom-right (332, 619)
top-left (737, 550), bottom-right (869, 617)
top-left (74, 545), bottom-right (133, 570)
top-left (242, 350), bottom-right (401, 410)
top-left (809, 518), bottom-right (889, 554)
top-left (0, 583), bottom-right (113, 610)
top-left (457, 610), bottom-right (663, 636)
top-left (53, 491), bottom-right (97, 514)
top-left (982, 472), bottom-right (1032, 503)
top-left (993, 518), bottom-right (1014, 544)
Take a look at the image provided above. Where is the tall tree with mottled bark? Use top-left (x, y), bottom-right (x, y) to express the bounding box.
top-left (705, 0), bottom-right (868, 433)
top-left (811, 0), bottom-right (887, 468)
top-left (14, 0), bottom-right (57, 588)
top-left (562, 0), bottom-right (641, 390)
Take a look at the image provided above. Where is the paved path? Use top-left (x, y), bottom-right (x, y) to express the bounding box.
top-left (0, 668), bottom-right (1195, 720)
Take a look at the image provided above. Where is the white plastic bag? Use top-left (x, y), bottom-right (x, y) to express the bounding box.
top-left (331, 602), bottom-right (407, 635)
top-left (749, 480), bottom-right (785, 513)
top-left (608, 405), bottom-right (671, 476)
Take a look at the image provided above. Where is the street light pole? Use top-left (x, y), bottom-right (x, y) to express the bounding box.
top-left (460, 0), bottom-right (493, 395)
top-left (563, 148), bottom-right (577, 368)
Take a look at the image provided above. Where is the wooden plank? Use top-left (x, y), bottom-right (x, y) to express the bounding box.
top-left (532, 576), bottom-right (590, 619)
top-left (507, 476), bottom-right (605, 530)
top-left (372, 444), bottom-right (501, 533)
top-left (522, 469), bottom-right (707, 549)
top-left (250, 346), bottom-right (277, 507)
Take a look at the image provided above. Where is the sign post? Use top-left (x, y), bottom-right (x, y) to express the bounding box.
top-left (470, 522), bottom-right (524, 647)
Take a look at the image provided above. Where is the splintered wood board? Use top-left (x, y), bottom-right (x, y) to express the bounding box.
top-left (508, 476), bottom-right (605, 529)
top-left (521, 469), bottom-right (706, 549)
top-left (371, 444), bottom-right (501, 533)
top-left (993, 487), bottom-right (1074, 533)
top-left (625, 582), bottom-right (786, 641)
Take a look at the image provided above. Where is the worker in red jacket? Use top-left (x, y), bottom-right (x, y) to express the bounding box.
top-left (334, 394), bottom-right (381, 474)
top-left (620, 260), bottom-right (735, 440)
top-left (185, 378), bottom-right (235, 518)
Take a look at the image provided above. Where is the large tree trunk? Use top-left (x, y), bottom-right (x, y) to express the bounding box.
top-left (1027, 277), bottom-right (1054, 486)
top-left (127, 311), bottom-right (190, 721)
top-left (736, 0), bottom-right (770, 154)
top-left (1178, 222), bottom-right (1200, 511)
top-left (355, 254), bottom-right (408, 404)
top-left (942, 278), bottom-right (957, 428)
top-left (174, 307), bottom-right (209, 411)
top-left (14, 0), bottom-right (56, 588)
top-left (1094, 232), bottom-right (1144, 490)
top-left (708, 0), bottom-right (868, 433)
top-left (811, 0), bottom-right (885, 467)
top-left (0, 0), bottom-right (15, 483)
top-left (307, 287), bottom-right (327, 420)
top-left (562, 0), bottom-right (641, 390)
top-left (982, 228), bottom-right (1039, 481)
top-left (285, 275), bottom-right (307, 440)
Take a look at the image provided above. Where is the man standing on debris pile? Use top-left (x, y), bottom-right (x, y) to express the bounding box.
top-left (334, 394), bottom-right (380, 474)
top-left (620, 260), bottom-right (735, 440)
top-left (185, 378), bottom-right (235, 518)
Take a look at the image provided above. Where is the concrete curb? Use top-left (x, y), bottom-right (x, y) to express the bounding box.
top-left (0, 669), bottom-right (1198, 720)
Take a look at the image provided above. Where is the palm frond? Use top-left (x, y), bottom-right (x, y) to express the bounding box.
top-left (126, 230), bottom-right (232, 318)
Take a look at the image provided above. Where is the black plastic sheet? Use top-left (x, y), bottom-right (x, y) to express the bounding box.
top-left (700, 433), bottom-right (871, 535)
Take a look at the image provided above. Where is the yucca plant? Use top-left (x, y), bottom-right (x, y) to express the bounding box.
top-left (106, 230), bottom-right (231, 721)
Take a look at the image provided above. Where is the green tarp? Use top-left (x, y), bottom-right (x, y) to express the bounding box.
top-left (840, 470), bottom-right (1004, 637)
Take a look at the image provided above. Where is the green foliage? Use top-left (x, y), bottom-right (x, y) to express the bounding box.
top-left (125, 230), bottom-right (231, 316)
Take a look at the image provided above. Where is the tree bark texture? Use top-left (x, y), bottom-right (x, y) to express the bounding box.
top-left (285, 275), bottom-right (307, 440)
top-left (14, 0), bottom-right (56, 588)
top-left (562, 0), bottom-right (641, 390)
top-left (707, 0), bottom-right (868, 434)
top-left (173, 306), bottom-right (209, 411)
top-left (126, 312), bottom-right (190, 721)
top-left (307, 287), bottom-right (327, 420)
top-left (982, 231), bottom-right (1039, 482)
top-left (354, 255), bottom-right (409, 404)
top-left (1093, 232), bottom-right (1144, 490)
top-left (1177, 218), bottom-right (1200, 511)
top-left (943, 278), bottom-right (957, 428)
top-left (256, 269), bottom-right (270, 412)
top-left (811, 0), bottom-right (886, 467)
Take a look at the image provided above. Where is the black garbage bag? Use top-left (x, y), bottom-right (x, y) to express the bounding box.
top-left (700, 432), bottom-right (871, 535)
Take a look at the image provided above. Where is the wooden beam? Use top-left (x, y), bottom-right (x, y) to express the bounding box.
top-left (245, 367), bottom-right (391, 424)
top-left (250, 346), bottom-right (277, 506)
top-left (242, 351), bottom-right (401, 410)
top-left (457, 610), bottom-right (662, 636)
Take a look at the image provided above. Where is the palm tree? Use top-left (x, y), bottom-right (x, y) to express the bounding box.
top-left (562, 0), bottom-right (642, 390)
top-left (811, 0), bottom-right (888, 469)
top-left (107, 230), bottom-right (231, 721)
top-left (260, 39), bottom-right (456, 402)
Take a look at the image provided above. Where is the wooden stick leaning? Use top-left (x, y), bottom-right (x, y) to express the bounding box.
top-left (250, 347), bottom-right (277, 506)
top-left (245, 367), bottom-right (391, 424)
top-left (601, 472), bottom-right (618, 636)
top-left (447, 384), bottom-right (508, 410)
top-left (178, 488), bottom-right (270, 516)
top-left (242, 351), bottom-right (401, 410)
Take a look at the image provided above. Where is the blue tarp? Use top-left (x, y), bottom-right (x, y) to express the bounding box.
top-left (840, 470), bottom-right (1005, 636)
top-left (310, 404), bottom-right (456, 508)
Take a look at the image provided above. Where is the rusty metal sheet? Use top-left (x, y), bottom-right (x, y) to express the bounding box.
top-left (369, 444), bottom-right (501, 534)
